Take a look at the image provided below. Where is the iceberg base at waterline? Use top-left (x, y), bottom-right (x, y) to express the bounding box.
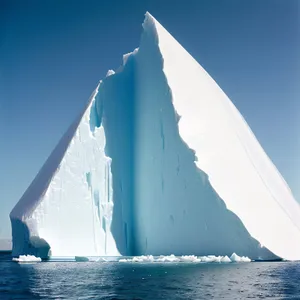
top-left (118, 254), bottom-right (251, 263)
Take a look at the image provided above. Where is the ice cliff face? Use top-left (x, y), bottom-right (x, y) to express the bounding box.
top-left (10, 88), bottom-right (121, 257)
top-left (10, 12), bottom-right (300, 260)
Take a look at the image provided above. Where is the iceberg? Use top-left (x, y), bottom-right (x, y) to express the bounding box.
top-left (10, 12), bottom-right (300, 261)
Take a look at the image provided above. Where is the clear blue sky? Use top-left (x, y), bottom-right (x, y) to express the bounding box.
top-left (0, 0), bottom-right (299, 239)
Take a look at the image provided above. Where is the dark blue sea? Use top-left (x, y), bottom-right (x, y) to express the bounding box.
top-left (1, 252), bottom-right (300, 299)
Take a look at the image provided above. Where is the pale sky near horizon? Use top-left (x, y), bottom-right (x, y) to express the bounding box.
top-left (0, 0), bottom-right (299, 240)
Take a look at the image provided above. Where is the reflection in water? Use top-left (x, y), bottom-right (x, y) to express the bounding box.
top-left (1, 258), bottom-right (300, 299)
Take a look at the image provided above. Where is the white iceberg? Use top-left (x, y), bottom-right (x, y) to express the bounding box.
top-left (10, 12), bottom-right (300, 261)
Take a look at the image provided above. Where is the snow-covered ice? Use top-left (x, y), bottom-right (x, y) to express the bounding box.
top-left (10, 12), bottom-right (300, 261)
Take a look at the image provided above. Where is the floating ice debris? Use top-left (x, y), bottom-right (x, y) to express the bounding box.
top-left (157, 254), bottom-right (180, 262)
top-left (75, 256), bottom-right (89, 262)
top-left (119, 255), bottom-right (155, 263)
top-left (118, 253), bottom-right (251, 263)
top-left (230, 253), bottom-right (251, 262)
top-left (97, 257), bottom-right (108, 262)
top-left (220, 255), bottom-right (231, 263)
top-left (12, 255), bottom-right (42, 263)
top-left (181, 255), bottom-right (201, 262)
top-left (75, 256), bottom-right (108, 262)
top-left (140, 255), bottom-right (155, 262)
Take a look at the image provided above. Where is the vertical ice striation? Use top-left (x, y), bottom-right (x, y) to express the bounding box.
top-left (10, 12), bottom-right (300, 261)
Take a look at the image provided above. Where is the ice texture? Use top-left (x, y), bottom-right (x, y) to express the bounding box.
top-left (10, 12), bottom-right (300, 261)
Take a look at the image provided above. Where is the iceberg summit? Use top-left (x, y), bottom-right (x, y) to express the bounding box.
top-left (10, 12), bottom-right (300, 261)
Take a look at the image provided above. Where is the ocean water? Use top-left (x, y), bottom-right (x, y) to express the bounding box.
top-left (1, 253), bottom-right (300, 299)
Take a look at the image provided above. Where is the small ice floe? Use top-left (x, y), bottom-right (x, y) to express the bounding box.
top-left (136, 255), bottom-right (155, 262)
top-left (12, 255), bottom-right (42, 263)
top-left (220, 255), bottom-right (231, 263)
top-left (75, 256), bottom-right (108, 262)
top-left (180, 255), bottom-right (201, 263)
top-left (230, 253), bottom-right (251, 262)
top-left (97, 257), bottom-right (107, 262)
top-left (119, 255), bottom-right (155, 263)
top-left (75, 256), bottom-right (89, 262)
top-left (157, 254), bottom-right (180, 262)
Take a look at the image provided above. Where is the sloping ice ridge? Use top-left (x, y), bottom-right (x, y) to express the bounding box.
top-left (10, 12), bottom-right (300, 261)
top-left (144, 13), bottom-right (300, 260)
